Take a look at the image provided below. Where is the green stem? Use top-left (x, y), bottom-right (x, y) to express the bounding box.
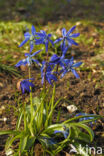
top-left (23, 101), bottom-right (26, 130)
top-left (43, 45), bottom-right (49, 92)
top-left (29, 66), bottom-right (34, 136)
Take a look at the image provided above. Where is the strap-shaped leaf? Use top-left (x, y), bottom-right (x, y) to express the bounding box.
top-left (63, 115), bottom-right (101, 124)
top-left (43, 123), bottom-right (64, 134)
top-left (16, 111), bottom-right (23, 130)
top-left (26, 136), bottom-right (36, 150)
top-left (5, 134), bottom-right (22, 151)
top-left (72, 123), bottom-right (94, 142)
top-left (0, 130), bottom-right (19, 135)
top-left (77, 132), bottom-right (91, 143)
top-left (19, 135), bottom-right (28, 153)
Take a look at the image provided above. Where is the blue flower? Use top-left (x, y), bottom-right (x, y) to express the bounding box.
top-left (19, 25), bottom-right (36, 52)
top-left (20, 78), bottom-right (34, 94)
top-left (15, 50), bottom-right (41, 67)
top-left (54, 26), bottom-right (80, 50)
top-left (60, 56), bottom-right (82, 78)
top-left (42, 137), bottom-right (56, 147)
top-left (76, 113), bottom-right (97, 126)
top-left (54, 126), bottom-right (69, 139)
top-left (35, 30), bottom-right (54, 52)
top-left (50, 47), bottom-right (68, 67)
top-left (41, 61), bottom-right (57, 85)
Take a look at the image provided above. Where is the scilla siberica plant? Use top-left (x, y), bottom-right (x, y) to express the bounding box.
top-left (0, 25), bottom-right (101, 156)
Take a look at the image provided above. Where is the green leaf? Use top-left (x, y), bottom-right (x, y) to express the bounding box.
top-left (45, 98), bottom-right (62, 128)
top-left (32, 97), bottom-right (41, 108)
top-left (19, 135), bottom-right (28, 153)
top-left (63, 115), bottom-right (101, 124)
top-left (0, 63), bottom-right (21, 77)
top-left (79, 116), bottom-right (101, 124)
top-left (0, 130), bottom-right (19, 135)
top-left (70, 126), bottom-right (80, 139)
top-left (56, 108), bottom-right (61, 123)
top-left (78, 132), bottom-right (91, 143)
top-left (71, 123), bottom-right (94, 142)
top-left (26, 136), bottom-right (36, 150)
top-left (43, 123), bottom-right (64, 134)
top-left (5, 134), bottom-right (22, 151)
top-left (16, 111), bottom-right (23, 130)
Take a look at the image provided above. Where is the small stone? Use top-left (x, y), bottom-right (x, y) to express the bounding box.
top-left (5, 148), bottom-right (14, 156)
top-left (76, 21), bottom-right (82, 26)
top-left (3, 117), bottom-right (7, 122)
top-left (67, 105), bottom-right (77, 113)
top-left (1, 106), bottom-right (5, 110)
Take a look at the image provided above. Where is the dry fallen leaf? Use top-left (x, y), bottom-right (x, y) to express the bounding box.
top-left (20, 64), bottom-right (28, 71)
top-left (16, 79), bottom-right (23, 90)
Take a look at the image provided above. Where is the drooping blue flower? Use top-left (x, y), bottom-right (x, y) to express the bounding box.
top-left (60, 56), bottom-right (82, 78)
top-left (15, 50), bottom-right (41, 67)
top-left (19, 25), bottom-right (36, 52)
top-left (20, 78), bottom-right (34, 94)
top-left (54, 26), bottom-right (80, 50)
top-left (76, 113), bottom-right (97, 126)
top-left (50, 47), bottom-right (68, 67)
top-left (42, 137), bottom-right (57, 147)
top-left (41, 61), bottom-right (57, 85)
top-left (35, 30), bottom-right (54, 52)
top-left (54, 126), bottom-right (69, 139)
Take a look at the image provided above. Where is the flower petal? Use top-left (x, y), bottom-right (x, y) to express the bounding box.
top-left (67, 26), bottom-right (76, 36)
top-left (62, 28), bottom-right (66, 37)
top-left (49, 39), bottom-right (54, 46)
top-left (70, 33), bottom-right (80, 38)
top-left (32, 59), bottom-right (40, 66)
top-left (25, 53), bottom-right (30, 57)
top-left (71, 69), bottom-right (80, 78)
top-left (36, 32), bottom-right (45, 38)
top-left (35, 38), bottom-right (43, 45)
top-left (48, 34), bottom-right (52, 38)
top-left (31, 25), bottom-right (36, 36)
top-left (40, 30), bottom-right (46, 36)
top-left (30, 41), bottom-right (34, 52)
top-left (47, 77), bottom-right (52, 85)
top-left (54, 130), bottom-right (62, 134)
top-left (15, 59), bottom-right (27, 67)
top-left (54, 38), bottom-right (63, 44)
top-left (45, 40), bottom-right (49, 52)
top-left (19, 38), bottom-right (29, 47)
top-left (31, 50), bottom-right (41, 57)
top-left (24, 32), bottom-right (31, 38)
top-left (72, 62), bottom-right (82, 68)
top-left (61, 70), bottom-right (67, 78)
top-left (67, 38), bottom-right (78, 46)
top-left (50, 54), bottom-right (60, 63)
top-left (62, 46), bottom-right (68, 57)
top-left (61, 39), bottom-right (66, 51)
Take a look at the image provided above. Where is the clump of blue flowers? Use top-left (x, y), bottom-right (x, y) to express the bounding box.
top-left (16, 25), bottom-right (82, 88)
top-left (0, 24), bottom-right (101, 156)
